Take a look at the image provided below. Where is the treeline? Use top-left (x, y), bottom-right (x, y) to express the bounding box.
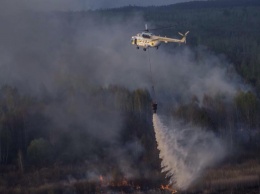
top-left (173, 91), bottom-right (260, 151)
top-left (0, 85), bottom-right (161, 177)
top-left (1, 84), bottom-right (259, 173)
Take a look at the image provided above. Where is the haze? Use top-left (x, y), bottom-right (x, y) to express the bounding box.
top-left (1, 0), bottom-right (206, 11)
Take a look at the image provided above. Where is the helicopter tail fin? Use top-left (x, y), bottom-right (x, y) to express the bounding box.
top-left (178, 31), bottom-right (189, 43)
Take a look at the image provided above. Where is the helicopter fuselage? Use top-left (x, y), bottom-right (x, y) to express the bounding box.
top-left (131, 32), bottom-right (161, 50)
top-left (131, 31), bottom-right (189, 51)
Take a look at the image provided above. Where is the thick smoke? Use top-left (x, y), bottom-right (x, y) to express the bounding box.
top-left (153, 114), bottom-right (226, 190)
top-left (0, 0), bottom-right (247, 183)
top-left (0, 2), bottom-right (246, 103)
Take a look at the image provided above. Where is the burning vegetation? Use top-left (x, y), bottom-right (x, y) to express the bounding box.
top-left (70, 175), bottom-right (171, 193)
top-left (86, 175), bottom-right (178, 193)
top-left (161, 184), bottom-right (178, 194)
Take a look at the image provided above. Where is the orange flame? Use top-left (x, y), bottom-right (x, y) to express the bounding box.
top-left (99, 175), bottom-right (103, 182)
top-left (121, 178), bottom-right (128, 186)
top-left (161, 184), bottom-right (177, 194)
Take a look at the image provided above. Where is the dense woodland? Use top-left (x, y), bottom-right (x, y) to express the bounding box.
top-left (1, 0), bottom-right (260, 193)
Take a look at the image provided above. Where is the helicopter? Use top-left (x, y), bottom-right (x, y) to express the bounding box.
top-left (131, 24), bottom-right (189, 51)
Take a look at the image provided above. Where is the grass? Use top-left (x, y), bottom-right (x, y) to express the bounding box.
top-left (188, 159), bottom-right (260, 193)
top-left (0, 159), bottom-right (260, 194)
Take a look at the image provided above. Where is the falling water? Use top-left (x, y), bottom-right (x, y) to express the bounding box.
top-left (152, 114), bottom-right (225, 190)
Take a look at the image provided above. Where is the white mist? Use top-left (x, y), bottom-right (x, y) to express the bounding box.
top-left (152, 114), bottom-right (226, 190)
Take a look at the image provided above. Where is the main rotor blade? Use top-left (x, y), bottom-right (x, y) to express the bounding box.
top-left (148, 25), bottom-right (177, 31)
top-left (178, 32), bottom-right (184, 36)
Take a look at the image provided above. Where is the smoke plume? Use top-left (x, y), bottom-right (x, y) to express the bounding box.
top-left (153, 114), bottom-right (226, 190)
top-left (0, 0), bottom-right (248, 184)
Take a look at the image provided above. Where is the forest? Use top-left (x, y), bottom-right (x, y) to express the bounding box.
top-left (0, 0), bottom-right (260, 193)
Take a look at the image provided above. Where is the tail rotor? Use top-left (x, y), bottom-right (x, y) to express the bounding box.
top-left (178, 31), bottom-right (189, 43)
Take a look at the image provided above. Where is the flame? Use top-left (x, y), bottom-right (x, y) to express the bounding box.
top-left (99, 175), bottom-right (108, 187)
top-left (98, 176), bottom-right (158, 191)
top-left (161, 184), bottom-right (177, 194)
top-left (99, 175), bottom-right (103, 182)
top-left (121, 178), bottom-right (128, 186)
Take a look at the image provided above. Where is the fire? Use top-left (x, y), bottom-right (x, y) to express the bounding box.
top-left (99, 175), bottom-right (134, 188)
top-left (99, 175), bottom-right (103, 182)
top-left (99, 175), bottom-right (177, 192)
top-left (161, 184), bottom-right (177, 194)
top-left (121, 178), bottom-right (128, 186)
top-left (99, 175), bottom-right (108, 187)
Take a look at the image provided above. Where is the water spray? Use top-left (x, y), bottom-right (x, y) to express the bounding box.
top-left (147, 46), bottom-right (224, 191)
top-left (152, 113), bottom-right (226, 190)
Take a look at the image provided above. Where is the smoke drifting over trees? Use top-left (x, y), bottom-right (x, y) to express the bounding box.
top-left (0, 0), bottom-right (259, 192)
top-left (0, 5), bottom-right (246, 102)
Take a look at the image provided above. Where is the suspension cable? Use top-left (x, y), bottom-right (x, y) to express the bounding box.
top-left (147, 48), bottom-right (156, 102)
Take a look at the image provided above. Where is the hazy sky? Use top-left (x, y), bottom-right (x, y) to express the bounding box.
top-left (1, 0), bottom-right (204, 12)
top-left (79, 0), bottom-right (203, 10)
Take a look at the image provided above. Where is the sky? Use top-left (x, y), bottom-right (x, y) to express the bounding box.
top-left (1, 0), bottom-right (205, 12)
top-left (79, 0), bottom-right (204, 10)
